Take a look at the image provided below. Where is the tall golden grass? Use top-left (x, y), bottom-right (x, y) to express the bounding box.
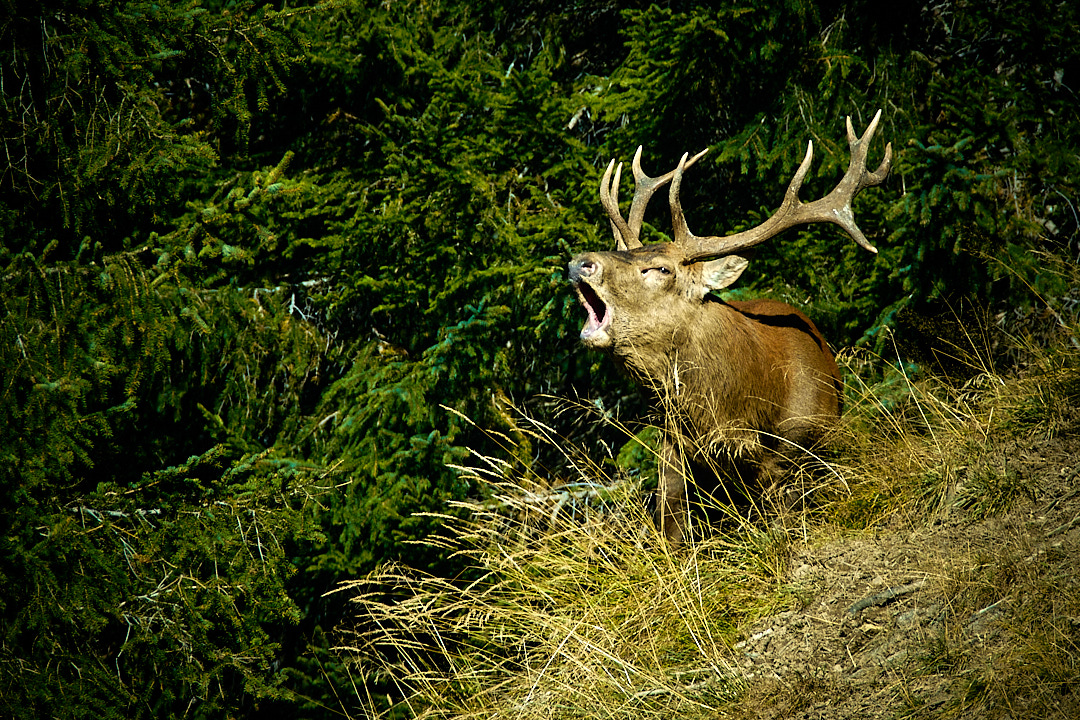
top-left (331, 265), bottom-right (1080, 718)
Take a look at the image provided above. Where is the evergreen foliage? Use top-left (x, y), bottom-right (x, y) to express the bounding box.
top-left (0, 0), bottom-right (309, 251)
top-left (0, 445), bottom-right (324, 718)
top-left (2, 0), bottom-right (1078, 716)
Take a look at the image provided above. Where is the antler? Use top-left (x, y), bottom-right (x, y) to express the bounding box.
top-left (672, 109), bottom-right (892, 261)
top-left (600, 146), bottom-right (709, 251)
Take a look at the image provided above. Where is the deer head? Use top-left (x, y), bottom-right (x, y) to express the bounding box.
top-left (569, 110), bottom-right (892, 352)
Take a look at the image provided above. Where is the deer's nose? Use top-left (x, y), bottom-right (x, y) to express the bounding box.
top-left (568, 256), bottom-right (599, 282)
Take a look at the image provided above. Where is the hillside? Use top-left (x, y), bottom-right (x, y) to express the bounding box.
top-left (733, 426), bottom-right (1080, 718)
top-left (339, 340), bottom-right (1080, 719)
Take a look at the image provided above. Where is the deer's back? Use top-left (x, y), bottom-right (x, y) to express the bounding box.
top-left (727, 297), bottom-right (843, 424)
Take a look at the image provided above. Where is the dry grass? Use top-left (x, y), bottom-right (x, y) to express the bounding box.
top-left (331, 407), bottom-right (806, 719)
top-left (330, 296), bottom-right (1080, 719)
top-left (910, 523), bottom-right (1080, 719)
top-left (815, 314), bottom-right (1080, 718)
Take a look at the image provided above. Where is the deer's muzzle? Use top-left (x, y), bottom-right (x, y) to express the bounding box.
top-left (568, 256), bottom-right (612, 346)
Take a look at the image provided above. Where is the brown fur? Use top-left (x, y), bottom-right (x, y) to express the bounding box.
top-left (569, 242), bottom-right (841, 543)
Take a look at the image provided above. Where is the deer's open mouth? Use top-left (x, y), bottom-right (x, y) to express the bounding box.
top-left (575, 282), bottom-right (611, 341)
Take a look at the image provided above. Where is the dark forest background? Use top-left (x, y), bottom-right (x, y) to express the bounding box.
top-left (2, 0), bottom-right (1077, 716)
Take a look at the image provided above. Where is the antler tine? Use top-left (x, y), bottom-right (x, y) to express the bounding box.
top-left (626, 146), bottom-right (709, 244)
top-left (846, 109), bottom-right (893, 190)
top-left (599, 159), bottom-right (635, 250)
top-left (681, 109), bottom-right (892, 262)
top-left (599, 146), bottom-right (708, 251)
top-left (670, 152), bottom-right (694, 246)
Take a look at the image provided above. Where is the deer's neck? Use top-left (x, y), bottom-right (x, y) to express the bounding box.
top-left (615, 302), bottom-right (763, 406)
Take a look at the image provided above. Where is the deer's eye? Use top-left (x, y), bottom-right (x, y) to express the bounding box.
top-left (643, 266), bottom-right (672, 276)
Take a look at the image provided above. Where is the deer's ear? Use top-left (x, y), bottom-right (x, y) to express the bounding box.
top-left (701, 255), bottom-right (748, 292)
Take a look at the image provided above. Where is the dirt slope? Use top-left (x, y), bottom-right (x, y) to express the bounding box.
top-left (730, 430), bottom-right (1080, 719)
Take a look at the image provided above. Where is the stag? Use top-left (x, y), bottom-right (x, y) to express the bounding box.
top-left (568, 111), bottom-right (892, 543)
